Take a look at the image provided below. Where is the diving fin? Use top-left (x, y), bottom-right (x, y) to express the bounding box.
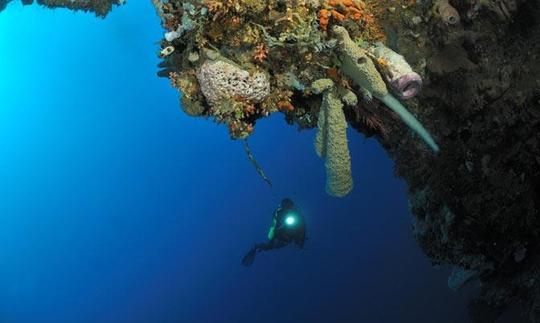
top-left (241, 248), bottom-right (257, 267)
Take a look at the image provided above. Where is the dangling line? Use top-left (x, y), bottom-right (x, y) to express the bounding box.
top-left (243, 139), bottom-right (272, 187)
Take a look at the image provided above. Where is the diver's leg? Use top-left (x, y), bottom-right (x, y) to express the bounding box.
top-left (255, 239), bottom-right (288, 251)
top-left (242, 247), bottom-right (258, 267)
top-left (254, 242), bottom-right (274, 251)
top-left (294, 231), bottom-right (306, 249)
top-left (242, 240), bottom-right (280, 267)
top-left (272, 239), bottom-right (289, 249)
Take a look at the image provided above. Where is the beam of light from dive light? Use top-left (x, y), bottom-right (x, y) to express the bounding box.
top-left (285, 213), bottom-right (297, 226)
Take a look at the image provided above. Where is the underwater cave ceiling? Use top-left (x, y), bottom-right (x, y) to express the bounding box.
top-left (3, 0), bottom-right (540, 322)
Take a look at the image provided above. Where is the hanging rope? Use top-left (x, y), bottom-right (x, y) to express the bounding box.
top-left (243, 139), bottom-right (272, 187)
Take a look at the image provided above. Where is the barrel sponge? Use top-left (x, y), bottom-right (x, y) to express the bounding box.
top-left (333, 26), bottom-right (388, 98)
top-left (315, 81), bottom-right (353, 197)
top-left (196, 59), bottom-right (270, 106)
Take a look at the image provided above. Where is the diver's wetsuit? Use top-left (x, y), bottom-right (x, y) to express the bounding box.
top-left (255, 203), bottom-right (305, 251)
top-left (242, 199), bottom-right (306, 266)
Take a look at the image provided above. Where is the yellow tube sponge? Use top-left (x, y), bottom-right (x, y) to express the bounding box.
top-left (313, 79), bottom-right (353, 197)
top-left (333, 26), bottom-right (388, 98)
top-left (333, 26), bottom-right (440, 152)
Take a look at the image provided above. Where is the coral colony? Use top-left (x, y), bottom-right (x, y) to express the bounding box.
top-left (152, 0), bottom-right (438, 197)
top-left (1, 0), bottom-right (439, 197)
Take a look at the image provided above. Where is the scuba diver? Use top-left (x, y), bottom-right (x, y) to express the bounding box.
top-left (242, 198), bottom-right (306, 267)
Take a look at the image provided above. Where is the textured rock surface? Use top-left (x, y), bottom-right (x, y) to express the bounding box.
top-left (358, 0), bottom-right (540, 321)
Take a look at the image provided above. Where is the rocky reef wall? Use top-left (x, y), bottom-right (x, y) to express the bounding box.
top-left (372, 0), bottom-right (540, 321)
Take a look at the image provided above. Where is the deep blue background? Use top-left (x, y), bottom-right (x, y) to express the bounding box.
top-left (0, 2), bottom-right (524, 323)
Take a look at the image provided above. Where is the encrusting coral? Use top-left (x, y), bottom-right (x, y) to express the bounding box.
top-left (151, 0), bottom-right (438, 196)
top-left (318, 0), bottom-right (385, 41)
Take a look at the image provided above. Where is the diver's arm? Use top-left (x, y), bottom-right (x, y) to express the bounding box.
top-left (267, 214), bottom-right (277, 240)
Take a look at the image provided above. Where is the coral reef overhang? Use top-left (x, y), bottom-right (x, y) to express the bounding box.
top-left (3, 0), bottom-right (540, 321)
top-left (154, 0), bottom-right (540, 321)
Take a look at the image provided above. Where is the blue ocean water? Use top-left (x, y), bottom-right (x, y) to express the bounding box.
top-left (0, 2), bottom-right (516, 322)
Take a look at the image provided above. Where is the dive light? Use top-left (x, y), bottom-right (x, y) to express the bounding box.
top-left (284, 212), bottom-right (298, 226)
